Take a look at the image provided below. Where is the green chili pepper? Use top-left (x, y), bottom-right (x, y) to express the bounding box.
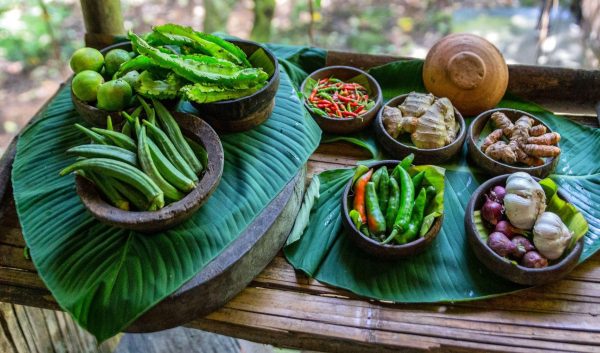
top-left (352, 165), bottom-right (369, 187)
top-left (393, 188), bottom-right (427, 244)
top-left (349, 210), bottom-right (362, 229)
top-left (365, 182), bottom-right (386, 236)
top-left (385, 177), bottom-right (400, 232)
top-left (385, 166), bottom-right (415, 241)
top-left (371, 167), bottom-right (385, 190)
top-left (411, 171), bottom-right (425, 193)
top-left (400, 153), bottom-right (415, 171)
top-left (318, 91), bottom-right (334, 101)
top-left (311, 107), bottom-right (328, 117)
top-left (378, 168), bottom-right (389, 214)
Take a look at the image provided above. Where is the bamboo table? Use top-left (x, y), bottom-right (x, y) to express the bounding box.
top-left (1, 52), bottom-right (600, 352)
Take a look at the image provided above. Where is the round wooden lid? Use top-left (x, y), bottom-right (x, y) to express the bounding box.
top-left (423, 33), bottom-right (509, 116)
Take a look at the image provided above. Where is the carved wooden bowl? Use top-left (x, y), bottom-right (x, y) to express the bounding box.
top-left (341, 160), bottom-right (444, 259)
top-left (75, 112), bottom-right (224, 232)
top-left (423, 33), bottom-right (509, 116)
top-left (467, 108), bottom-right (559, 178)
top-left (465, 174), bottom-right (583, 286)
top-left (190, 39), bottom-right (280, 133)
top-left (300, 66), bottom-right (383, 134)
top-left (373, 94), bottom-right (466, 165)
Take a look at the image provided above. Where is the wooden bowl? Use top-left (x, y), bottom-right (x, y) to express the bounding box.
top-left (423, 33), bottom-right (509, 116)
top-left (75, 112), bottom-right (224, 232)
top-left (300, 66), bottom-right (383, 134)
top-left (467, 108), bottom-right (559, 178)
top-left (190, 39), bottom-right (280, 133)
top-left (341, 160), bottom-right (444, 259)
top-left (373, 94), bottom-right (466, 165)
top-left (465, 174), bottom-right (584, 286)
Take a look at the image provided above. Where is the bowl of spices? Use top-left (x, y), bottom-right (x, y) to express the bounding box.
top-left (301, 66), bottom-right (383, 134)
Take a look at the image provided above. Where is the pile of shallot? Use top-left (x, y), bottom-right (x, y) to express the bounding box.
top-left (480, 172), bottom-right (573, 268)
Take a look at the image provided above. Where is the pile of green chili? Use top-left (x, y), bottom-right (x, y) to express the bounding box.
top-left (349, 154), bottom-right (437, 245)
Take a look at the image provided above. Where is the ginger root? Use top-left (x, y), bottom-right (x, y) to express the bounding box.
top-left (382, 92), bottom-right (459, 149)
top-left (480, 112), bottom-right (560, 166)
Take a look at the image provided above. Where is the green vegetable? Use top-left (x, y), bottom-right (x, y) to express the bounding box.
top-left (113, 55), bottom-right (158, 79)
top-left (349, 209), bottom-right (362, 229)
top-left (351, 165), bottom-right (369, 187)
top-left (86, 171), bottom-right (129, 211)
top-left (136, 71), bottom-right (184, 100)
top-left (91, 127), bottom-right (137, 152)
top-left (137, 126), bottom-right (184, 202)
top-left (371, 167), bottom-right (385, 190)
top-left (377, 168), bottom-right (390, 213)
top-left (110, 177), bottom-right (149, 211)
top-left (389, 166), bottom-right (415, 236)
top-left (121, 121), bottom-right (132, 137)
top-left (181, 83), bottom-right (264, 104)
top-left (153, 99), bottom-right (203, 174)
top-left (129, 31), bottom-right (267, 87)
top-left (393, 188), bottom-right (427, 244)
top-left (411, 171), bottom-right (425, 192)
top-left (184, 136), bottom-right (208, 169)
top-left (385, 177), bottom-right (400, 232)
top-left (143, 120), bottom-right (197, 182)
top-left (147, 139), bottom-right (196, 192)
top-left (67, 144), bottom-right (137, 166)
top-left (400, 153), bottom-right (415, 171)
top-left (106, 116), bottom-right (114, 131)
top-left (365, 182), bottom-right (386, 236)
top-left (152, 24), bottom-right (250, 67)
top-left (74, 124), bottom-right (109, 145)
top-left (59, 158), bottom-right (164, 209)
top-left (137, 96), bottom-right (156, 124)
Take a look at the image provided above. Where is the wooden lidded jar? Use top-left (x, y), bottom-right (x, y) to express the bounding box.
top-left (423, 33), bottom-right (509, 116)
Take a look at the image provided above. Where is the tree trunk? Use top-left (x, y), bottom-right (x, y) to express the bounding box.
top-left (80, 0), bottom-right (126, 49)
top-left (250, 0), bottom-right (276, 42)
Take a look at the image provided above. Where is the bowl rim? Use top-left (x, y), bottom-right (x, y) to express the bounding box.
top-left (300, 65), bottom-right (384, 123)
top-left (468, 108), bottom-right (558, 172)
top-left (75, 111), bottom-right (224, 231)
top-left (341, 159), bottom-right (443, 251)
top-left (465, 174), bottom-right (584, 274)
top-left (375, 93), bottom-right (467, 153)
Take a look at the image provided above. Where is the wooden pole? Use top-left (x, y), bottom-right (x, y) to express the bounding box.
top-left (80, 0), bottom-right (126, 49)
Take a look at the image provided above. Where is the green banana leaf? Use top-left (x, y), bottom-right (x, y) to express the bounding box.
top-left (285, 59), bottom-right (600, 303)
top-left (11, 70), bottom-right (321, 342)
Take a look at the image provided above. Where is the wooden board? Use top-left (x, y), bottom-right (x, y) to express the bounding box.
top-left (1, 52), bottom-right (600, 352)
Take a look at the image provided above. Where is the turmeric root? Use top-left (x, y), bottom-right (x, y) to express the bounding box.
top-left (481, 129), bottom-right (504, 151)
top-left (527, 132), bottom-right (560, 145)
top-left (523, 144), bottom-right (561, 158)
top-left (529, 124), bottom-right (547, 137)
top-left (481, 112), bottom-right (560, 166)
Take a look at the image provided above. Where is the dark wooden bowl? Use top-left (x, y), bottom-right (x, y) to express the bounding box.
top-left (300, 66), bottom-right (383, 134)
top-left (71, 41), bottom-right (179, 128)
top-left (467, 108), bottom-right (559, 178)
top-left (74, 112), bottom-right (224, 232)
top-left (465, 174), bottom-right (584, 286)
top-left (374, 94), bottom-right (466, 165)
top-left (190, 39), bottom-right (280, 133)
top-left (341, 160), bottom-right (443, 259)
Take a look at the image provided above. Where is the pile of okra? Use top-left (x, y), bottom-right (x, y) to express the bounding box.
top-left (60, 97), bottom-right (206, 211)
top-left (349, 154), bottom-right (437, 245)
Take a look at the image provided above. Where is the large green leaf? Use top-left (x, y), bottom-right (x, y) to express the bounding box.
top-left (285, 59), bottom-right (600, 303)
top-left (12, 70), bottom-right (321, 341)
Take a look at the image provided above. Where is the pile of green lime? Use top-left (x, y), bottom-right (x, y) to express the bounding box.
top-left (70, 47), bottom-right (135, 112)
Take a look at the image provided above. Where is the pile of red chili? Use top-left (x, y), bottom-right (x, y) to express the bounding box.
top-left (307, 77), bottom-right (373, 118)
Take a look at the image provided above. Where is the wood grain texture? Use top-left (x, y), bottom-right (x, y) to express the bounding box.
top-left (1, 54), bottom-right (600, 352)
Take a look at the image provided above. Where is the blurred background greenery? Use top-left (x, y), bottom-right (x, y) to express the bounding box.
top-left (0, 0), bottom-right (598, 154)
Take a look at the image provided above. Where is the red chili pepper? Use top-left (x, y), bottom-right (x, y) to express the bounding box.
top-left (342, 111), bottom-right (358, 117)
top-left (354, 106), bottom-right (364, 114)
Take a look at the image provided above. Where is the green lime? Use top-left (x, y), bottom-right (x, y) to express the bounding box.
top-left (97, 79), bottom-right (132, 111)
top-left (72, 70), bottom-right (104, 102)
top-left (121, 70), bottom-right (140, 88)
top-left (70, 47), bottom-right (104, 73)
top-left (104, 49), bottom-right (131, 77)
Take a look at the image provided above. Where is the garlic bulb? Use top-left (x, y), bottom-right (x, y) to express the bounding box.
top-left (533, 212), bottom-right (573, 260)
top-left (503, 172), bottom-right (546, 229)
